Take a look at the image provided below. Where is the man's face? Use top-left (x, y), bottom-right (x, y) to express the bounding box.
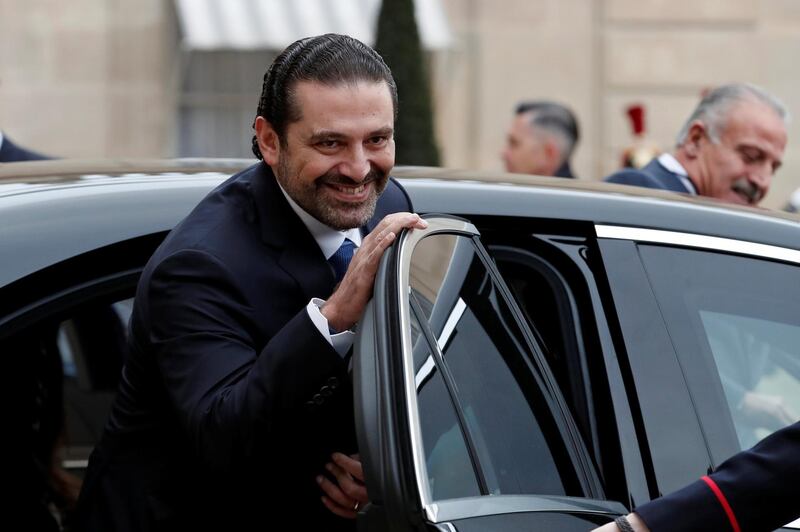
top-left (692, 100), bottom-right (787, 206)
top-left (267, 80), bottom-right (395, 230)
top-left (501, 113), bottom-right (554, 175)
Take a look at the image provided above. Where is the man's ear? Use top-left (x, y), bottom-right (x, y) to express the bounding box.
top-left (543, 140), bottom-right (562, 173)
top-left (683, 120), bottom-right (707, 159)
top-left (255, 116), bottom-right (280, 165)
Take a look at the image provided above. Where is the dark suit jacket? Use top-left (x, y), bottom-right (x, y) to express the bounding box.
top-left (554, 160), bottom-right (576, 179)
top-left (605, 158), bottom-right (694, 194)
top-left (75, 162), bottom-right (412, 531)
top-left (0, 134), bottom-right (50, 162)
top-left (637, 420), bottom-right (800, 531)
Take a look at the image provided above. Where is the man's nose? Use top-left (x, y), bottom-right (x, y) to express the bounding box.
top-left (754, 161), bottom-right (774, 186)
top-left (340, 145), bottom-right (371, 182)
top-left (750, 166), bottom-right (773, 199)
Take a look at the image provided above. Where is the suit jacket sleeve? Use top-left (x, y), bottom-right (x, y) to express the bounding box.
top-left (145, 248), bottom-right (346, 473)
top-left (636, 420), bottom-right (800, 531)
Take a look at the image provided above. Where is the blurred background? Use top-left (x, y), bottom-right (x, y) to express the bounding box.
top-left (2, 0), bottom-right (800, 209)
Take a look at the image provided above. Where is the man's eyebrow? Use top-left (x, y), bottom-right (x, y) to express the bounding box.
top-left (308, 130), bottom-right (347, 143)
top-left (368, 127), bottom-right (394, 137)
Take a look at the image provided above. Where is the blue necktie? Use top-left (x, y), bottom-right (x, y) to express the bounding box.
top-left (328, 238), bottom-right (356, 284)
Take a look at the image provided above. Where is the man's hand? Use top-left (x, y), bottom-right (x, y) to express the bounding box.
top-left (592, 513), bottom-right (650, 532)
top-left (322, 212), bottom-right (428, 332)
top-left (317, 453), bottom-right (368, 519)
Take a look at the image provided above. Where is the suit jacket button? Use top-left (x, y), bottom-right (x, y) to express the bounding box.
top-left (320, 385), bottom-right (333, 397)
top-left (327, 377), bottom-right (340, 388)
top-left (313, 393), bottom-right (324, 405)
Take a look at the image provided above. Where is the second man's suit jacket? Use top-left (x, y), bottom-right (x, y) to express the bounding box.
top-left (605, 158), bottom-right (694, 194)
top-left (0, 134), bottom-right (51, 162)
top-left (76, 161), bottom-right (412, 531)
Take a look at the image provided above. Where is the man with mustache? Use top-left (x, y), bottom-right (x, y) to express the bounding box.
top-left (596, 84), bottom-right (796, 532)
top-left (605, 83), bottom-right (788, 207)
top-left (75, 34), bottom-right (425, 531)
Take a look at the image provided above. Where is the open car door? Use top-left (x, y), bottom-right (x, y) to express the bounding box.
top-left (353, 215), bottom-right (627, 531)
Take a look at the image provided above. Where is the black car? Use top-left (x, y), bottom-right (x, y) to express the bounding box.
top-left (3, 160), bottom-right (799, 530)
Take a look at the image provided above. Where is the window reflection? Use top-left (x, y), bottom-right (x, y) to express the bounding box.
top-left (408, 233), bottom-right (576, 499)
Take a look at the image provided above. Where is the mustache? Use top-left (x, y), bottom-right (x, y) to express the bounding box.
top-left (731, 178), bottom-right (763, 204)
top-left (318, 168), bottom-right (387, 187)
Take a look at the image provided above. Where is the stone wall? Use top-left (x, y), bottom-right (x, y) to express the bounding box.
top-left (0, 0), bottom-right (176, 158)
top-left (2, 0), bottom-right (800, 208)
top-left (437, 0), bottom-right (800, 208)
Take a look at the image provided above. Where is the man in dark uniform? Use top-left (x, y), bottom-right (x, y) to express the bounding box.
top-left (75, 33), bottom-right (426, 531)
top-left (594, 420), bottom-right (800, 531)
top-left (605, 83), bottom-right (788, 207)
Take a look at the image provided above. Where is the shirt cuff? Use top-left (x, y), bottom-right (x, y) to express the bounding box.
top-left (306, 298), bottom-right (355, 358)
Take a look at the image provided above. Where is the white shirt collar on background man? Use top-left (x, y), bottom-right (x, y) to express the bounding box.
top-left (277, 181), bottom-right (363, 258)
top-left (658, 152), bottom-right (697, 195)
top-left (0, 131), bottom-right (5, 150)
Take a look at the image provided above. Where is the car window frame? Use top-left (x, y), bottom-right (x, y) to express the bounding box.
top-left (353, 215), bottom-right (625, 530)
top-left (616, 229), bottom-right (800, 465)
top-left (482, 229), bottom-right (650, 509)
top-left (596, 223), bottom-right (800, 497)
top-left (2, 234), bottom-right (165, 475)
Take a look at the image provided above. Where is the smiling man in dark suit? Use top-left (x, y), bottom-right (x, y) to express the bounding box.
top-left (75, 33), bottom-right (426, 531)
top-left (605, 83), bottom-right (788, 207)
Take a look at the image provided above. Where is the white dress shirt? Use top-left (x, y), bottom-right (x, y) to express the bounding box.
top-left (658, 153), bottom-right (697, 195)
top-left (278, 183), bottom-right (362, 358)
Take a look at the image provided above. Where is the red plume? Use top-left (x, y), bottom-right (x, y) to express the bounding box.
top-left (626, 104), bottom-right (646, 136)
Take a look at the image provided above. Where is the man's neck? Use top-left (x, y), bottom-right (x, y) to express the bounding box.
top-left (667, 151), bottom-right (700, 195)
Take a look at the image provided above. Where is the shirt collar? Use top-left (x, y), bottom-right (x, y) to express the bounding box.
top-left (658, 153), bottom-right (697, 195)
top-left (277, 181), bottom-right (362, 260)
top-left (0, 131), bottom-right (4, 150)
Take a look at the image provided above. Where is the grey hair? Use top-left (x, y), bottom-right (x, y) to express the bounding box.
top-left (516, 100), bottom-right (580, 159)
top-left (675, 83), bottom-right (790, 146)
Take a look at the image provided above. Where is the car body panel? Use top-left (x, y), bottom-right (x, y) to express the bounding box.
top-left (2, 160), bottom-right (799, 530)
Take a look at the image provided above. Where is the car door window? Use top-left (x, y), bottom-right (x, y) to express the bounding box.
top-left (58, 299), bottom-right (132, 468)
top-left (410, 308), bottom-right (482, 500)
top-left (409, 232), bottom-right (580, 498)
top-left (639, 245), bottom-right (800, 451)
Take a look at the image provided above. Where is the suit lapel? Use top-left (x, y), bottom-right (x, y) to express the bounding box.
top-left (248, 165), bottom-right (401, 299)
top-left (646, 159), bottom-right (694, 194)
top-left (249, 163), bottom-right (337, 301)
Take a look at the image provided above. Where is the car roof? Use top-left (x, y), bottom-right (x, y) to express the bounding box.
top-left (1, 159), bottom-right (798, 288)
top-left (392, 167), bottom-right (800, 248)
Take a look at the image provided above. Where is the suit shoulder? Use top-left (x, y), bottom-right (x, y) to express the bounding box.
top-left (377, 177), bottom-right (413, 215)
top-left (605, 168), bottom-right (665, 189)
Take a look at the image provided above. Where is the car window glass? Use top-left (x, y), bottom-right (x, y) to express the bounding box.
top-left (639, 246), bottom-right (800, 450)
top-left (54, 299), bottom-right (131, 471)
top-left (410, 308), bottom-right (482, 500)
top-left (6, 295), bottom-right (131, 527)
top-left (409, 233), bottom-right (573, 497)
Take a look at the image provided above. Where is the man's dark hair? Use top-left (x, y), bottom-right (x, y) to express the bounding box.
top-left (251, 33), bottom-right (398, 159)
top-left (515, 100), bottom-right (580, 159)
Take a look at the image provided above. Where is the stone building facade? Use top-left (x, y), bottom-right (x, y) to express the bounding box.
top-left (2, 0), bottom-right (800, 208)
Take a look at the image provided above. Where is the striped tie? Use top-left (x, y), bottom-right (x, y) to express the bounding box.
top-left (328, 238), bottom-right (356, 284)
